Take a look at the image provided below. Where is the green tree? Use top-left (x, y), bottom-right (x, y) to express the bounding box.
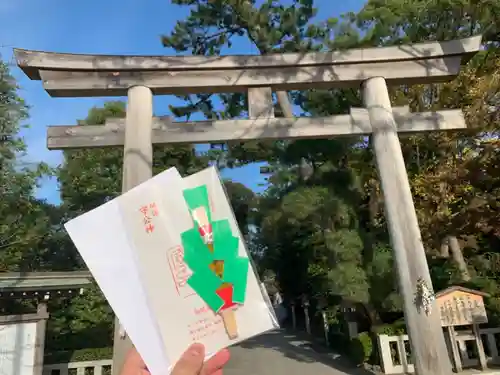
top-left (348, 0), bottom-right (500, 286)
top-left (161, 0), bottom-right (351, 165)
top-left (46, 283), bottom-right (114, 352)
top-left (59, 101), bottom-right (209, 214)
top-left (223, 179), bottom-right (256, 235)
top-left (160, 0), bottom-right (399, 327)
top-left (161, 0), bottom-right (500, 336)
top-left (48, 102), bottom-right (210, 352)
top-left (0, 58), bottom-right (53, 271)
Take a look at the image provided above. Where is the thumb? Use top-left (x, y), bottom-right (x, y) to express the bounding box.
top-left (171, 343), bottom-right (205, 375)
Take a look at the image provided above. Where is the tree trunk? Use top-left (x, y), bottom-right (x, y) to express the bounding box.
top-left (363, 302), bottom-right (383, 330)
top-left (276, 91), bottom-right (313, 182)
top-left (438, 179), bottom-right (470, 281)
top-left (448, 235), bottom-right (471, 281)
top-left (276, 91), bottom-right (294, 118)
top-left (441, 235), bottom-right (471, 281)
top-left (440, 239), bottom-right (450, 257)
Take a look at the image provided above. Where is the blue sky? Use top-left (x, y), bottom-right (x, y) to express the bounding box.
top-left (0, 0), bottom-right (365, 204)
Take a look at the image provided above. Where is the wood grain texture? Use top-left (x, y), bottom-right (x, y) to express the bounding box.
top-left (112, 85), bottom-right (153, 375)
top-left (46, 109), bottom-right (466, 149)
top-left (121, 85), bottom-right (154, 191)
top-left (363, 77), bottom-right (453, 375)
top-left (14, 36), bottom-right (481, 80)
top-left (445, 326), bottom-right (462, 372)
top-left (38, 57), bottom-right (462, 97)
top-left (34, 303), bottom-right (48, 375)
top-left (472, 323), bottom-right (488, 370)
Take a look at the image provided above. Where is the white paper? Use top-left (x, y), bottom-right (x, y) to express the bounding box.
top-left (64, 166), bottom-right (278, 375)
top-left (0, 322), bottom-right (37, 375)
top-left (64, 168), bottom-right (184, 375)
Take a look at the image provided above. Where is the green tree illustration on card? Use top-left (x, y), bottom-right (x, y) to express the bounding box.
top-left (181, 185), bottom-right (249, 339)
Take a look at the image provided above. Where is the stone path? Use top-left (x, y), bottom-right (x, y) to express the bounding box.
top-left (224, 330), bottom-right (372, 375)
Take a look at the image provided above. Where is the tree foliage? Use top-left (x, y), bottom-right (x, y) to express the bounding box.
top-left (0, 58), bottom-right (55, 271)
top-left (161, 0), bottom-right (500, 331)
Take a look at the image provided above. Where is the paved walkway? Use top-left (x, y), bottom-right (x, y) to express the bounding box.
top-left (225, 330), bottom-right (372, 375)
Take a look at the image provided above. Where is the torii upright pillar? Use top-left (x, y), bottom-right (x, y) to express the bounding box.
top-left (363, 76), bottom-right (451, 374)
top-left (113, 85), bottom-right (154, 375)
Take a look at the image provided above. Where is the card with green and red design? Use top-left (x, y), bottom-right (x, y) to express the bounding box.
top-left (65, 166), bottom-right (278, 375)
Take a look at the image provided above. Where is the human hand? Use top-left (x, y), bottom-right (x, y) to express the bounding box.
top-left (121, 343), bottom-right (230, 375)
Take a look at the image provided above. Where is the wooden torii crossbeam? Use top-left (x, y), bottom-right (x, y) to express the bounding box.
top-left (14, 35), bottom-right (482, 375)
top-left (46, 106), bottom-right (467, 149)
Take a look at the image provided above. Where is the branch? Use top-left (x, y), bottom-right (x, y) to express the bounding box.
top-left (0, 234), bottom-right (48, 250)
top-left (196, 28), bottom-right (239, 46)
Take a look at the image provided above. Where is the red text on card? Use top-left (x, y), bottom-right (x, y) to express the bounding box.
top-left (139, 202), bottom-right (159, 233)
top-left (167, 245), bottom-right (195, 298)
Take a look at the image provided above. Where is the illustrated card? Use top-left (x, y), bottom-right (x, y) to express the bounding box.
top-left (64, 166), bottom-right (278, 375)
top-left (119, 166), bottom-right (278, 367)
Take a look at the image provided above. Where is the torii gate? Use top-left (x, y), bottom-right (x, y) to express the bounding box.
top-left (14, 35), bottom-right (481, 375)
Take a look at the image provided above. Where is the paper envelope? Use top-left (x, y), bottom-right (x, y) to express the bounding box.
top-left (65, 166), bottom-right (278, 375)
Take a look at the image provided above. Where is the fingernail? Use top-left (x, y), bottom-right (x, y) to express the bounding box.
top-left (186, 343), bottom-right (204, 357)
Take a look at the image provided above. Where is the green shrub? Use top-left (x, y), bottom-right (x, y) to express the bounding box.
top-left (373, 319), bottom-right (406, 336)
top-left (349, 332), bottom-right (373, 365)
top-left (45, 347), bottom-right (113, 364)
